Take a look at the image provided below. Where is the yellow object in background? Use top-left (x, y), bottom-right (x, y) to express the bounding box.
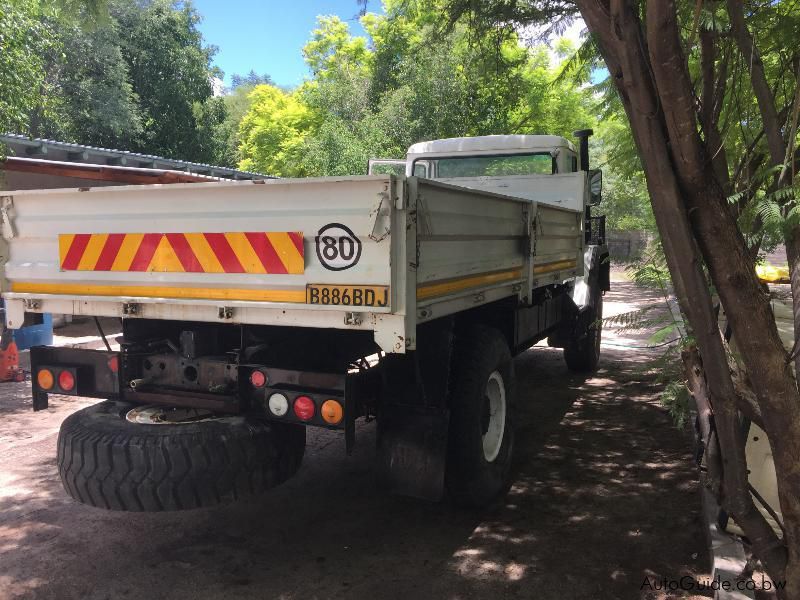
top-left (756, 264), bottom-right (790, 284)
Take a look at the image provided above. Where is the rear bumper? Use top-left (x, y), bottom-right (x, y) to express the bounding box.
top-left (29, 346), bottom-right (350, 432)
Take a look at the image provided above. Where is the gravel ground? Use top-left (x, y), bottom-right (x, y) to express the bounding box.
top-left (0, 280), bottom-right (710, 600)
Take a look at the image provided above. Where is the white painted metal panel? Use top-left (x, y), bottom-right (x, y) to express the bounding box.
top-left (1, 176), bottom-right (412, 353)
top-left (416, 180), bottom-right (527, 286)
top-left (1, 177), bottom-right (394, 293)
top-left (438, 172), bottom-right (586, 212)
top-left (413, 179), bottom-right (583, 316)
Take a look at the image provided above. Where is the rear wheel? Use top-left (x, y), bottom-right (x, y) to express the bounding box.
top-left (446, 326), bottom-right (515, 507)
top-left (565, 288), bottom-right (603, 373)
top-left (57, 401), bottom-right (305, 511)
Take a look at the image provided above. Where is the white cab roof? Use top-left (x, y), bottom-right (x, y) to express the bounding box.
top-left (406, 135), bottom-right (575, 157)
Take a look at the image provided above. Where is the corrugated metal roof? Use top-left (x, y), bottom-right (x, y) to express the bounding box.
top-left (1, 133), bottom-right (274, 180)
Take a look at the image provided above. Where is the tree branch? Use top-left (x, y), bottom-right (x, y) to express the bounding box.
top-left (725, 0), bottom-right (785, 166)
top-left (699, 26), bottom-right (731, 193)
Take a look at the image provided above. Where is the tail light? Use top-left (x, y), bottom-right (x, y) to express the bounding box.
top-left (250, 370), bottom-right (267, 387)
top-left (321, 400), bottom-right (343, 425)
top-left (58, 370), bottom-right (75, 392)
top-left (107, 356), bottom-right (119, 373)
top-left (37, 369), bottom-right (54, 390)
top-left (293, 396), bottom-right (315, 421)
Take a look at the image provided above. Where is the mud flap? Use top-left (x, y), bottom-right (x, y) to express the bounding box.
top-left (376, 403), bottom-right (449, 501)
top-left (376, 319), bottom-right (453, 501)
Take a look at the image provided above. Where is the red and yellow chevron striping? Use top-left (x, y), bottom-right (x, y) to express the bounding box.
top-left (58, 232), bottom-right (304, 274)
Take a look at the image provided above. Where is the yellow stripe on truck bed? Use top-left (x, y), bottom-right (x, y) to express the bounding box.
top-left (417, 268), bottom-right (523, 300)
top-left (10, 282), bottom-right (306, 304)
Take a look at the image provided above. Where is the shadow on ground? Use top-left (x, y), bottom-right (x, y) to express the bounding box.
top-left (0, 282), bottom-right (709, 600)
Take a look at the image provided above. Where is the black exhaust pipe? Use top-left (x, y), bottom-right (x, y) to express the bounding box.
top-left (573, 129), bottom-right (593, 172)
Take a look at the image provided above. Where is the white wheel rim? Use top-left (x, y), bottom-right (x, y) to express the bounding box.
top-left (482, 371), bottom-right (506, 462)
top-left (125, 405), bottom-right (217, 425)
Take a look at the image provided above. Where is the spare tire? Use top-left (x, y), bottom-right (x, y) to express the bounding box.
top-left (57, 401), bottom-right (305, 511)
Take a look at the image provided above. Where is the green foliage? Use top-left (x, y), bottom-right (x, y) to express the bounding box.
top-left (238, 4), bottom-right (597, 177)
top-left (303, 15), bottom-right (370, 79)
top-left (660, 379), bottom-right (691, 427)
top-left (191, 96), bottom-right (231, 167)
top-left (214, 84), bottom-right (260, 167)
top-left (112, 0), bottom-right (219, 162)
top-left (230, 71), bottom-right (273, 89)
top-left (238, 85), bottom-right (317, 176)
top-left (3, 0), bottom-right (223, 164)
top-left (33, 16), bottom-right (143, 148)
top-left (0, 0), bottom-right (50, 141)
top-left (626, 242), bottom-right (672, 290)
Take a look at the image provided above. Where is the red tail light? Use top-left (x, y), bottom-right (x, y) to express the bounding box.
top-left (58, 370), bottom-right (75, 392)
top-left (250, 370), bottom-right (266, 387)
top-left (293, 396), bottom-right (315, 421)
top-left (107, 356), bottom-right (119, 373)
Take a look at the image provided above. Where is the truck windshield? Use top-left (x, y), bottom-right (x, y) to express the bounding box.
top-left (424, 153), bottom-right (554, 178)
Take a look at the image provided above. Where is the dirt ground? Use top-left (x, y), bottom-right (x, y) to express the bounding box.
top-left (0, 280), bottom-right (711, 600)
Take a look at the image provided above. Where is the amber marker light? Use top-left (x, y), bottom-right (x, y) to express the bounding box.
top-left (37, 369), bottom-right (54, 390)
top-left (320, 400), bottom-right (343, 425)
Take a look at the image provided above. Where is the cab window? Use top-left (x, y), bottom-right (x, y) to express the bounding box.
top-left (421, 153), bottom-right (554, 178)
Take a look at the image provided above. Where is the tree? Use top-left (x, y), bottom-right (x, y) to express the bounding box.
top-left (237, 6), bottom-right (596, 177)
top-left (191, 96), bottom-right (231, 167)
top-left (302, 15), bottom-right (371, 79)
top-left (230, 70), bottom-right (273, 89)
top-left (31, 17), bottom-right (143, 148)
top-left (3, 0), bottom-right (231, 164)
top-left (111, 0), bottom-right (221, 162)
top-left (237, 85), bottom-right (318, 176)
top-left (0, 0), bottom-right (49, 143)
top-left (441, 0), bottom-right (800, 593)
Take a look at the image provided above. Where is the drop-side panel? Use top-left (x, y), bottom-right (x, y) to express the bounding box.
top-left (439, 172), bottom-right (586, 211)
top-left (415, 180), bottom-right (528, 310)
top-left (413, 179), bottom-right (583, 322)
top-left (531, 203), bottom-right (584, 286)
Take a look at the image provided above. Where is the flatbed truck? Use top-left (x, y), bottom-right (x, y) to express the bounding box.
top-left (1, 131), bottom-right (608, 510)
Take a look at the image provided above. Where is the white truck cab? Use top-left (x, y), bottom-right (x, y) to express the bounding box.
top-left (370, 134), bottom-right (591, 212)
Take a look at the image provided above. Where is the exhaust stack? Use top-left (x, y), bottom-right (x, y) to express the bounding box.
top-left (573, 129), bottom-right (593, 172)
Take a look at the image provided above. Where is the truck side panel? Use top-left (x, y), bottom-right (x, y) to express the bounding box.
top-left (530, 203), bottom-right (584, 287)
top-left (416, 179), bottom-right (527, 297)
top-left (413, 178), bottom-right (583, 323)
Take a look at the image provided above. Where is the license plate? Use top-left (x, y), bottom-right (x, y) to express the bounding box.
top-left (306, 284), bottom-right (389, 307)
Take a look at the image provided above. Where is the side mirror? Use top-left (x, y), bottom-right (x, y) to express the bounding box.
top-left (589, 169), bottom-right (602, 205)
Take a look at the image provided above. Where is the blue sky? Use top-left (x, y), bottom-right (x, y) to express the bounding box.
top-left (193, 0), bottom-right (380, 89)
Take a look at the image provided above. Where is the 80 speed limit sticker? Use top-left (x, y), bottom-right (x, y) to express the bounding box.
top-left (315, 223), bottom-right (362, 271)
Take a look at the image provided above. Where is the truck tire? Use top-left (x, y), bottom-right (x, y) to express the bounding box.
top-left (57, 401), bottom-right (305, 511)
top-left (564, 291), bottom-right (603, 373)
top-left (446, 326), bottom-right (515, 507)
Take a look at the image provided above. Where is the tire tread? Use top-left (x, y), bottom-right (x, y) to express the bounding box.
top-left (57, 401), bottom-right (305, 511)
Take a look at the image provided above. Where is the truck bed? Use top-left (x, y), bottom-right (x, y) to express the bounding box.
top-left (0, 174), bottom-right (584, 353)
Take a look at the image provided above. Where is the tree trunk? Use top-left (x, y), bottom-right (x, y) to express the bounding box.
top-left (575, 0), bottom-right (800, 593)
